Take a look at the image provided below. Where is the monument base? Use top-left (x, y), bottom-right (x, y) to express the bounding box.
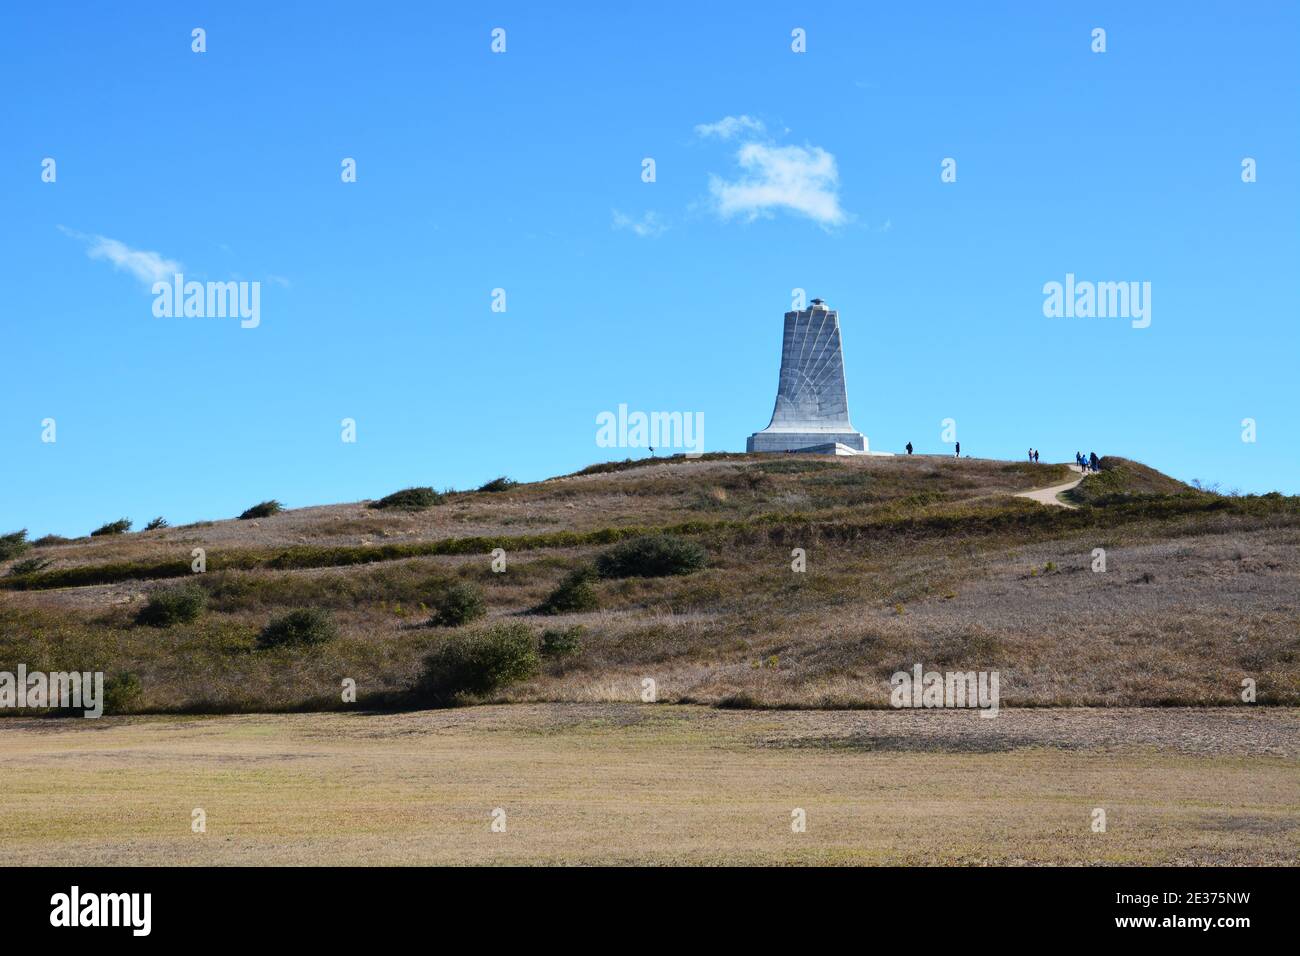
top-left (747, 430), bottom-right (868, 454)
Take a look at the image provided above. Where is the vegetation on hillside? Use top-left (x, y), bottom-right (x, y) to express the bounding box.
top-left (477, 476), bottom-right (518, 493)
top-left (595, 534), bottom-right (707, 578)
top-left (258, 608), bottom-right (338, 649)
top-left (136, 584), bottom-right (207, 627)
top-left (2, 454), bottom-right (1296, 715)
top-left (1067, 456), bottom-right (1191, 505)
top-left (371, 486), bottom-right (445, 510)
top-left (536, 566), bottom-right (600, 614)
top-left (6, 557), bottom-right (51, 577)
top-left (90, 518), bottom-right (131, 537)
top-left (0, 530), bottom-right (30, 562)
top-left (238, 500), bottom-right (284, 520)
top-left (412, 622), bottom-right (540, 705)
top-left (427, 581), bottom-right (487, 627)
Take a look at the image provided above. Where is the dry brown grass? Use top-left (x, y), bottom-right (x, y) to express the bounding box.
top-left (2, 455), bottom-right (1297, 713)
top-left (1, 705), bottom-right (1294, 865)
top-left (11, 455), bottom-right (1064, 568)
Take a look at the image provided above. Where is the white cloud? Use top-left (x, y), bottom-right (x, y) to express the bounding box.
top-left (59, 226), bottom-right (181, 287)
top-left (693, 115), bottom-right (765, 140)
top-left (708, 143), bottom-right (846, 226)
top-left (612, 209), bottom-right (668, 238)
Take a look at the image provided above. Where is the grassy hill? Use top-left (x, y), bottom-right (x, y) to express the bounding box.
top-left (2, 454), bottom-right (1298, 714)
top-left (1066, 455), bottom-right (1191, 505)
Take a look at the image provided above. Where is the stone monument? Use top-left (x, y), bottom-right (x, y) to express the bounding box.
top-left (747, 298), bottom-right (878, 455)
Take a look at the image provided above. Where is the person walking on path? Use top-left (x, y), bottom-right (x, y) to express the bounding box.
top-left (906, 442), bottom-right (913, 455)
top-left (955, 441), bottom-right (961, 458)
top-left (1089, 451), bottom-right (1099, 471)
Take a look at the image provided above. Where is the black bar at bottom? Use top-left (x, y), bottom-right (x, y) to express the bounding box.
top-left (0, 866), bottom-right (1284, 941)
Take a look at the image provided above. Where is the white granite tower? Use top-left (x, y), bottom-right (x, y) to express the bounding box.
top-left (747, 299), bottom-right (873, 455)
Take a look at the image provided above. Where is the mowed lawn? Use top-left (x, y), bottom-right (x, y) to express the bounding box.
top-left (2, 705), bottom-right (1296, 866)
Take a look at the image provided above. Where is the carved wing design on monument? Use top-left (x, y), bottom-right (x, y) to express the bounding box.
top-left (771, 309), bottom-right (851, 427)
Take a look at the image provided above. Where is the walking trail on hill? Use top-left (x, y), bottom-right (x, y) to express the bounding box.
top-left (1016, 463), bottom-right (1085, 509)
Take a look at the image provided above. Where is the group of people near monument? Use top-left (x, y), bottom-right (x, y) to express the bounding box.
top-left (904, 441), bottom-right (960, 457)
top-left (902, 441), bottom-right (964, 457)
top-left (899, 443), bottom-right (1101, 470)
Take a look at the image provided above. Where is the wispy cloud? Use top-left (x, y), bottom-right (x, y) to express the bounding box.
top-left (694, 115), bottom-right (765, 140)
top-left (612, 209), bottom-right (668, 238)
top-left (58, 226), bottom-right (181, 287)
top-left (708, 143), bottom-right (846, 227)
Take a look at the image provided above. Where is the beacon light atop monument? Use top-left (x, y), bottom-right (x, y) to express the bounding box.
top-left (746, 298), bottom-right (886, 456)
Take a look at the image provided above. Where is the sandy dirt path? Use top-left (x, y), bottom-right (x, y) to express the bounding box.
top-left (1017, 463), bottom-right (1085, 509)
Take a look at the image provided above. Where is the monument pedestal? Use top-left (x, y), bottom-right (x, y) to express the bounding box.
top-left (746, 431), bottom-right (867, 454)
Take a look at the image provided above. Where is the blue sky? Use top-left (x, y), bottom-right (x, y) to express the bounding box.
top-left (2, 1), bottom-right (1297, 537)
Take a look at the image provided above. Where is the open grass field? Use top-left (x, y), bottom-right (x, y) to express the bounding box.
top-left (2, 704), bottom-right (1296, 865)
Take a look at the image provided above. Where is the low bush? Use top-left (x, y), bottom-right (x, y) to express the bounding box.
top-left (540, 625), bottom-right (584, 658)
top-left (103, 672), bottom-right (144, 714)
top-left (90, 519), bottom-right (131, 537)
top-left (370, 486), bottom-right (445, 511)
top-left (477, 476), bottom-right (517, 493)
top-left (136, 584), bottom-right (207, 627)
top-left (595, 534), bottom-right (707, 578)
top-left (7, 558), bottom-right (51, 577)
top-left (0, 530), bottom-right (29, 561)
top-left (145, 517), bottom-right (169, 530)
top-left (428, 582), bottom-right (486, 627)
top-left (412, 622), bottom-right (539, 705)
top-left (537, 566), bottom-right (599, 614)
top-left (258, 608), bottom-right (338, 648)
top-left (239, 500), bottom-right (283, 520)
top-left (32, 534), bottom-right (73, 547)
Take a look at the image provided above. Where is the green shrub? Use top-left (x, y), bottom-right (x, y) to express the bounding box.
top-left (412, 622), bottom-right (539, 705)
top-left (258, 608), bottom-right (338, 648)
top-left (32, 534), bottom-right (72, 547)
top-left (7, 558), bottom-right (51, 577)
top-left (540, 625), bottom-right (584, 658)
top-left (239, 500), bottom-right (283, 520)
top-left (371, 486), bottom-right (445, 510)
top-left (145, 516), bottom-right (169, 531)
top-left (103, 672), bottom-right (144, 714)
top-left (0, 530), bottom-right (29, 561)
top-left (90, 519), bottom-right (132, 537)
top-left (428, 581), bottom-right (486, 627)
top-left (595, 534), bottom-right (707, 578)
top-left (537, 566), bottom-right (599, 614)
top-left (136, 584), bottom-right (207, 627)
top-left (477, 476), bottom-right (517, 493)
